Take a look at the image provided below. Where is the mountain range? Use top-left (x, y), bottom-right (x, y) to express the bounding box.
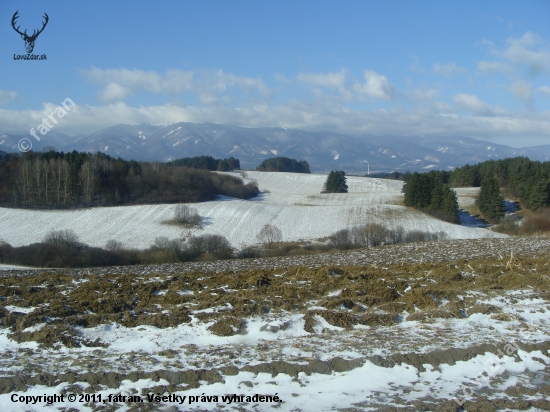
top-left (2, 122), bottom-right (550, 173)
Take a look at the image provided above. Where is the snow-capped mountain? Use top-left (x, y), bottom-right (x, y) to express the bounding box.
top-left (2, 122), bottom-right (549, 172)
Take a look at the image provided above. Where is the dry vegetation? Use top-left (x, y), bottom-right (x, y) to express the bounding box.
top-left (1, 236), bottom-right (550, 410)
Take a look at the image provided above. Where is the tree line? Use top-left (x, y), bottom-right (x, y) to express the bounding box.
top-left (402, 171), bottom-right (459, 223)
top-left (0, 151), bottom-right (258, 209)
top-left (400, 157), bottom-right (550, 223)
top-left (450, 157), bottom-right (550, 212)
top-left (256, 157), bottom-right (310, 173)
top-left (165, 155), bottom-right (240, 171)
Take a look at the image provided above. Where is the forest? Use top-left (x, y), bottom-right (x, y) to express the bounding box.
top-left (165, 155), bottom-right (240, 171)
top-left (0, 151), bottom-right (258, 209)
top-left (401, 171), bottom-right (459, 223)
top-left (401, 157), bottom-right (550, 224)
top-left (256, 157), bottom-right (310, 173)
top-left (450, 157), bottom-right (550, 211)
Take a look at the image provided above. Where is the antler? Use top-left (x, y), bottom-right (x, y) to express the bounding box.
top-left (31, 13), bottom-right (49, 39)
top-left (11, 11), bottom-right (26, 37)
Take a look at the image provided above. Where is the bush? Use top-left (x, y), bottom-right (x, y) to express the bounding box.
top-left (187, 234), bottom-right (233, 259)
top-left (364, 223), bottom-right (389, 247)
top-left (0, 242), bottom-right (13, 263)
top-left (327, 224), bottom-right (447, 250)
top-left (43, 230), bottom-right (82, 248)
top-left (105, 239), bottom-right (123, 252)
top-left (493, 215), bottom-right (520, 235)
top-left (173, 204), bottom-right (202, 226)
top-left (328, 229), bottom-right (353, 249)
top-left (236, 247), bottom-right (262, 259)
top-left (519, 215), bottom-right (550, 235)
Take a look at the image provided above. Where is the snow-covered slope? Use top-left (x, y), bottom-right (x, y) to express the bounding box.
top-left (0, 172), bottom-right (504, 250)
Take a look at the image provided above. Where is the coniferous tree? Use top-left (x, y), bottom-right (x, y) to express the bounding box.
top-left (476, 177), bottom-right (504, 222)
top-left (529, 180), bottom-right (550, 210)
top-left (403, 172), bottom-right (458, 222)
top-left (256, 157), bottom-right (310, 173)
top-left (323, 171), bottom-right (348, 193)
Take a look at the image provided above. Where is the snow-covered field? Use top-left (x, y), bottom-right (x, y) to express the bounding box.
top-left (454, 187), bottom-right (481, 209)
top-left (0, 172), bottom-right (503, 250)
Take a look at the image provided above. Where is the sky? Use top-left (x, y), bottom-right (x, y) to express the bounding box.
top-left (1, 0), bottom-right (550, 147)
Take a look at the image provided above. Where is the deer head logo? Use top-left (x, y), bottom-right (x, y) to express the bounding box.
top-left (11, 11), bottom-right (49, 54)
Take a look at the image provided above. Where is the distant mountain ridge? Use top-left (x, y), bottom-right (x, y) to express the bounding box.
top-left (2, 122), bottom-right (550, 173)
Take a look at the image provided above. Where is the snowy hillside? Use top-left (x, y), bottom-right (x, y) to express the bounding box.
top-left (0, 172), bottom-right (503, 250)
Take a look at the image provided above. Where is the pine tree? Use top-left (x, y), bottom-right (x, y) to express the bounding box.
top-left (529, 180), bottom-right (550, 210)
top-left (441, 185), bottom-right (459, 221)
top-left (323, 171), bottom-right (348, 193)
top-left (476, 177), bottom-right (504, 223)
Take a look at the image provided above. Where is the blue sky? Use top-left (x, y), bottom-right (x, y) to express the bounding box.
top-left (1, 0), bottom-right (550, 146)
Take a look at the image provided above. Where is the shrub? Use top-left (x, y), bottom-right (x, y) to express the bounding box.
top-left (329, 229), bottom-right (353, 249)
top-left (43, 229), bottom-right (82, 248)
top-left (519, 215), bottom-right (550, 235)
top-left (236, 247), bottom-right (262, 259)
top-left (327, 224), bottom-right (447, 250)
top-left (105, 239), bottom-right (123, 252)
top-left (187, 234), bottom-right (233, 259)
top-left (0, 241), bottom-right (13, 263)
top-left (173, 204), bottom-right (202, 226)
top-left (493, 215), bottom-right (519, 235)
top-left (364, 223), bottom-right (389, 247)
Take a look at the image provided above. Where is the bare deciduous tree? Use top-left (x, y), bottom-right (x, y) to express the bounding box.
top-left (174, 204), bottom-right (201, 226)
top-left (60, 159), bottom-right (71, 204)
top-left (329, 228), bottom-right (353, 249)
top-left (105, 239), bottom-right (123, 252)
top-left (79, 160), bottom-right (98, 205)
top-left (20, 157), bottom-right (32, 204)
top-left (257, 224), bottom-right (282, 250)
top-left (33, 158), bottom-right (43, 203)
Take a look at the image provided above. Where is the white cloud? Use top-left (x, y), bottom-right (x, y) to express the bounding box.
top-left (509, 80), bottom-right (534, 110)
top-left (477, 60), bottom-right (513, 75)
top-left (274, 73), bottom-right (292, 83)
top-left (498, 32), bottom-right (550, 74)
top-left (410, 88), bottom-right (439, 101)
top-left (537, 85), bottom-right (550, 97)
top-left (410, 56), bottom-right (425, 74)
top-left (353, 70), bottom-right (394, 100)
top-left (433, 63), bottom-right (467, 77)
top-left (2, 98), bottom-right (548, 143)
top-left (296, 69), bottom-right (347, 89)
top-left (0, 90), bottom-right (17, 105)
top-left (295, 69), bottom-right (355, 101)
top-left (510, 80), bottom-right (532, 99)
top-left (99, 82), bottom-right (132, 102)
top-left (82, 68), bottom-right (270, 103)
top-left (453, 94), bottom-right (500, 116)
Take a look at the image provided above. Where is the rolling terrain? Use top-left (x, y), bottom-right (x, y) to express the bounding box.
top-left (1, 172), bottom-right (549, 411)
top-left (0, 172), bottom-right (502, 251)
